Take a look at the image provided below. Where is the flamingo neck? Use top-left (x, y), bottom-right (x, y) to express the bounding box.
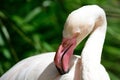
top-left (81, 23), bottom-right (106, 65)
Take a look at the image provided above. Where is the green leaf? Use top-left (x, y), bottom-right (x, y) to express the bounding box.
top-left (24, 7), bottom-right (42, 23)
top-left (3, 48), bottom-right (11, 59)
top-left (108, 71), bottom-right (120, 80)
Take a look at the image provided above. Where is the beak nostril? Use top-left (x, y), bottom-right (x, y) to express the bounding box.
top-left (63, 43), bottom-right (68, 48)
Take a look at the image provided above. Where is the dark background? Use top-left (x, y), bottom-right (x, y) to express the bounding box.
top-left (0, 0), bottom-right (120, 80)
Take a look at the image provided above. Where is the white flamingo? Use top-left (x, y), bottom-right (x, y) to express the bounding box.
top-left (0, 5), bottom-right (110, 80)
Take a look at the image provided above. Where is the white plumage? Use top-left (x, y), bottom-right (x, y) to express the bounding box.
top-left (0, 5), bottom-right (110, 80)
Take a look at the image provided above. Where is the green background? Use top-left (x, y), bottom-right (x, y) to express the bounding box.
top-left (0, 0), bottom-right (120, 80)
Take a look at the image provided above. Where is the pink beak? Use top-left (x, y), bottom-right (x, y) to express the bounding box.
top-left (54, 37), bottom-right (77, 74)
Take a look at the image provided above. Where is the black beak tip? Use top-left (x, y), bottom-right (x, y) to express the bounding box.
top-left (55, 66), bottom-right (69, 75)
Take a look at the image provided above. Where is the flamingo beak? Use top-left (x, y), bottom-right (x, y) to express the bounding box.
top-left (54, 37), bottom-right (76, 74)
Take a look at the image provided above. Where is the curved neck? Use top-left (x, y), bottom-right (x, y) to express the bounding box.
top-left (81, 19), bottom-right (107, 65)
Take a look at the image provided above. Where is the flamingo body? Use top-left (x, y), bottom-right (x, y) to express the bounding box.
top-left (0, 53), bottom-right (81, 80)
top-left (0, 5), bottom-right (110, 80)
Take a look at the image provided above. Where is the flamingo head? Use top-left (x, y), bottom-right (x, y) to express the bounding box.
top-left (54, 9), bottom-right (94, 74)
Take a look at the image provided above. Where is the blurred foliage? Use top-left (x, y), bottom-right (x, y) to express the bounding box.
top-left (0, 0), bottom-right (120, 79)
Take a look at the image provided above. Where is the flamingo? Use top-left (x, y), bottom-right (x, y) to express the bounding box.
top-left (0, 5), bottom-right (110, 80)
